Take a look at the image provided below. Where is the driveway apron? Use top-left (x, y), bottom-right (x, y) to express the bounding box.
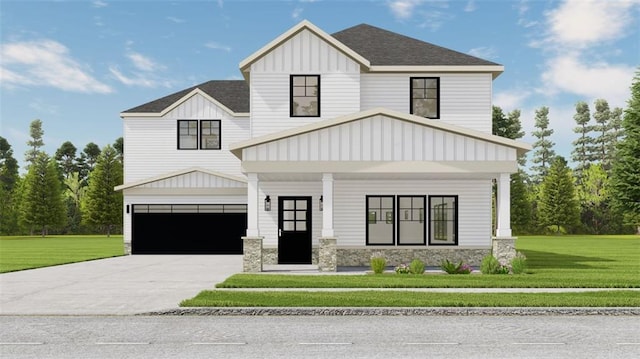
top-left (0, 255), bottom-right (242, 315)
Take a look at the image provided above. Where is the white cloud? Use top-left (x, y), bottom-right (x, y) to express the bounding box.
top-left (417, 10), bottom-right (453, 31)
top-left (29, 99), bottom-right (59, 115)
top-left (464, 0), bottom-right (476, 12)
top-left (542, 0), bottom-right (638, 48)
top-left (205, 42), bottom-right (232, 53)
top-left (0, 39), bottom-right (112, 93)
top-left (93, 1), bottom-right (108, 8)
top-left (292, 7), bottom-right (303, 20)
top-left (387, 0), bottom-right (423, 20)
top-left (167, 16), bottom-right (185, 24)
top-left (108, 66), bottom-right (171, 88)
top-left (493, 89), bottom-right (531, 111)
top-left (127, 52), bottom-right (166, 72)
top-left (541, 53), bottom-right (635, 108)
top-left (468, 46), bottom-right (497, 60)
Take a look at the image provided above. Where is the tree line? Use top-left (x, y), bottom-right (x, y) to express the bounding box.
top-left (498, 70), bottom-right (640, 235)
top-left (0, 119), bottom-right (123, 236)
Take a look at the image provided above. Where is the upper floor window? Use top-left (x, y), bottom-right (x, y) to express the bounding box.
top-left (410, 77), bottom-right (439, 119)
top-left (178, 120), bottom-right (198, 149)
top-left (200, 120), bottom-right (221, 150)
top-left (290, 75), bottom-right (320, 117)
top-left (177, 120), bottom-right (221, 150)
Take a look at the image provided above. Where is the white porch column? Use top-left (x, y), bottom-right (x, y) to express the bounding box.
top-left (246, 172), bottom-right (260, 237)
top-left (321, 173), bottom-right (335, 237)
top-left (495, 172), bottom-right (512, 238)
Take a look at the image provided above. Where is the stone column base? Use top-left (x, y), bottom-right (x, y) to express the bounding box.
top-left (319, 237), bottom-right (337, 272)
top-left (242, 236), bottom-right (264, 272)
top-left (492, 236), bottom-right (517, 266)
top-left (124, 241), bottom-right (132, 255)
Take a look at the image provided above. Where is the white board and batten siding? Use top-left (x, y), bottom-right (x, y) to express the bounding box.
top-left (136, 171), bottom-right (246, 189)
top-left (360, 73), bottom-right (493, 134)
top-left (242, 115), bottom-right (517, 162)
top-left (123, 93), bottom-right (249, 183)
top-left (255, 179), bottom-right (491, 248)
top-left (250, 29), bottom-right (361, 138)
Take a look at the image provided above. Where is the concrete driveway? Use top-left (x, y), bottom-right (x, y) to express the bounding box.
top-left (0, 255), bottom-right (242, 315)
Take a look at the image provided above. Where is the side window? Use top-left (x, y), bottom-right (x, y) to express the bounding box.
top-left (290, 75), bottom-right (320, 117)
top-left (177, 120), bottom-right (198, 149)
top-left (410, 77), bottom-right (439, 119)
top-left (429, 196), bottom-right (457, 245)
top-left (200, 120), bottom-right (221, 150)
top-left (397, 196), bottom-right (426, 245)
top-left (366, 195), bottom-right (395, 245)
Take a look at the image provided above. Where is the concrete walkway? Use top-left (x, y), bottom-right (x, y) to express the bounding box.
top-left (0, 255), bottom-right (242, 315)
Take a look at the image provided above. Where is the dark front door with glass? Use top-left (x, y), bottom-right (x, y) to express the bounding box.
top-left (278, 197), bottom-right (312, 264)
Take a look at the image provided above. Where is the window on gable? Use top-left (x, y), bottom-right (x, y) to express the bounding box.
top-left (200, 120), bottom-right (221, 150)
top-left (178, 120), bottom-right (198, 149)
top-left (410, 77), bottom-right (440, 119)
top-left (291, 75), bottom-right (320, 117)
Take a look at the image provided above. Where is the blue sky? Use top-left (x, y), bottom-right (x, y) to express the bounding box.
top-left (1, 0), bottom-right (638, 172)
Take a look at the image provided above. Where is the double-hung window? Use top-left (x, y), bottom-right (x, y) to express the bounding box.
top-left (177, 120), bottom-right (221, 150)
top-left (366, 196), bottom-right (395, 245)
top-left (410, 77), bottom-right (439, 119)
top-left (290, 75), bottom-right (320, 117)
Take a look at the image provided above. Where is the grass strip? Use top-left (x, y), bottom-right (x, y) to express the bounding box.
top-left (0, 235), bottom-right (124, 273)
top-left (181, 290), bottom-right (640, 307)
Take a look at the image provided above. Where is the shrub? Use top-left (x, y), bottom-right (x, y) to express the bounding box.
top-left (409, 258), bottom-right (425, 274)
top-left (510, 252), bottom-right (528, 274)
top-left (395, 263), bottom-right (410, 274)
top-left (370, 256), bottom-right (386, 274)
top-left (481, 254), bottom-right (509, 274)
top-left (440, 259), bottom-right (472, 274)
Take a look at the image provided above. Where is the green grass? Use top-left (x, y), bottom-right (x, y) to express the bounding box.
top-left (181, 290), bottom-right (640, 307)
top-left (0, 235), bottom-right (124, 273)
top-left (216, 235), bottom-right (640, 289)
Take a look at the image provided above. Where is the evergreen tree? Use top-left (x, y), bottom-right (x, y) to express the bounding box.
top-left (611, 70), bottom-right (640, 234)
top-left (55, 141), bottom-right (78, 179)
top-left (63, 172), bottom-right (86, 234)
top-left (25, 119), bottom-right (45, 168)
top-left (83, 142), bottom-right (101, 172)
top-left (592, 99), bottom-right (611, 169)
top-left (571, 101), bottom-right (593, 182)
top-left (530, 107), bottom-right (556, 183)
top-left (0, 137), bottom-right (21, 235)
top-left (0, 136), bottom-right (19, 192)
top-left (19, 153), bottom-right (66, 236)
top-left (538, 156), bottom-right (580, 233)
top-left (113, 137), bottom-right (124, 162)
top-left (84, 145), bottom-right (123, 236)
top-left (606, 107), bottom-right (624, 164)
top-left (576, 163), bottom-right (612, 234)
top-left (510, 169), bottom-right (532, 234)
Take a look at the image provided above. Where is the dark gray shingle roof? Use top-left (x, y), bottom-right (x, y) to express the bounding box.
top-left (122, 80), bottom-right (249, 114)
top-left (332, 24), bottom-right (500, 66)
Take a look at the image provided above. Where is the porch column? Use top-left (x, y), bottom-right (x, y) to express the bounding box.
top-left (493, 172), bottom-right (516, 267)
top-left (246, 172), bottom-right (260, 237)
top-left (243, 172), bottom-right (263, 272)
top-left (321, 173), bottom-right (334, 237)
top-left (495, 172), bottom-right (512, 238)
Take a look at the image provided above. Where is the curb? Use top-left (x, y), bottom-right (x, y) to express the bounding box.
top-left (141, 307), bottom-right (640, 316)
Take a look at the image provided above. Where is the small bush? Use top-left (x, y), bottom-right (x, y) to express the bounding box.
top-left (370, 257), bottom-right (386, 274)
top-left (395, 263), bottom-right (410, 274)
top-left (481, 254), bottom-right (509, 274)
top-left (510, 252), bottom-right (528, 274)
top-left (409, 258), bottom-right (425, 274)
top-left (440, 259), bottom-right (472, 274)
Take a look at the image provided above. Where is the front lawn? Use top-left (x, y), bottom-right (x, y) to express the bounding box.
top-left (181, 290), bottom-right (640, 307)
top-left (0, 235), bottom-right (124, 273)
top-left (216, 235), bottom-right (640, 288)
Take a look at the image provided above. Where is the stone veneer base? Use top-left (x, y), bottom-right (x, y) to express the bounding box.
top-left (262, 247), bottom-right (489, 267)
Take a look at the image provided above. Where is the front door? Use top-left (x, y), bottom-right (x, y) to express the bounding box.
top-left (278, 197), bottom-right (312, 264)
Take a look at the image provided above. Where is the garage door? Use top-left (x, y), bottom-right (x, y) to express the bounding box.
top-left (132, 204), bottom-right (247, 254)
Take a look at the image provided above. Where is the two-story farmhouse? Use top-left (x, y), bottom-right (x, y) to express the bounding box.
top-left (116, 20), bottom-right (531, 271)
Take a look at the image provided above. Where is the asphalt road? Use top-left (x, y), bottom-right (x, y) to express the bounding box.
top-left (1, 315), bottom-right (638, 358)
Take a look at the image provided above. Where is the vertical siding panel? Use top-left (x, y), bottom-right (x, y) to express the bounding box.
top-left (351, 122), bottom-right (361, 161)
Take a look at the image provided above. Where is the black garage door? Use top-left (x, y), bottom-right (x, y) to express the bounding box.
top-left (132, 204), bottom-right (247, 254)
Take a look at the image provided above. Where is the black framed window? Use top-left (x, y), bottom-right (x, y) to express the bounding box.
top-left (410, 77), bottom-right (439, 119)
top-left (200, 120), bottom-right (221, 150)
top-left (177, 120), bottom-right (198, 149)
top-left (429, 196), bottom-right (458, 245)
top-left (397, 196), bottom-right (426, 245)
top-left (366, 195), bottom-right (395, 245)
top-left (291, 75), bottom-right (320, 117)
